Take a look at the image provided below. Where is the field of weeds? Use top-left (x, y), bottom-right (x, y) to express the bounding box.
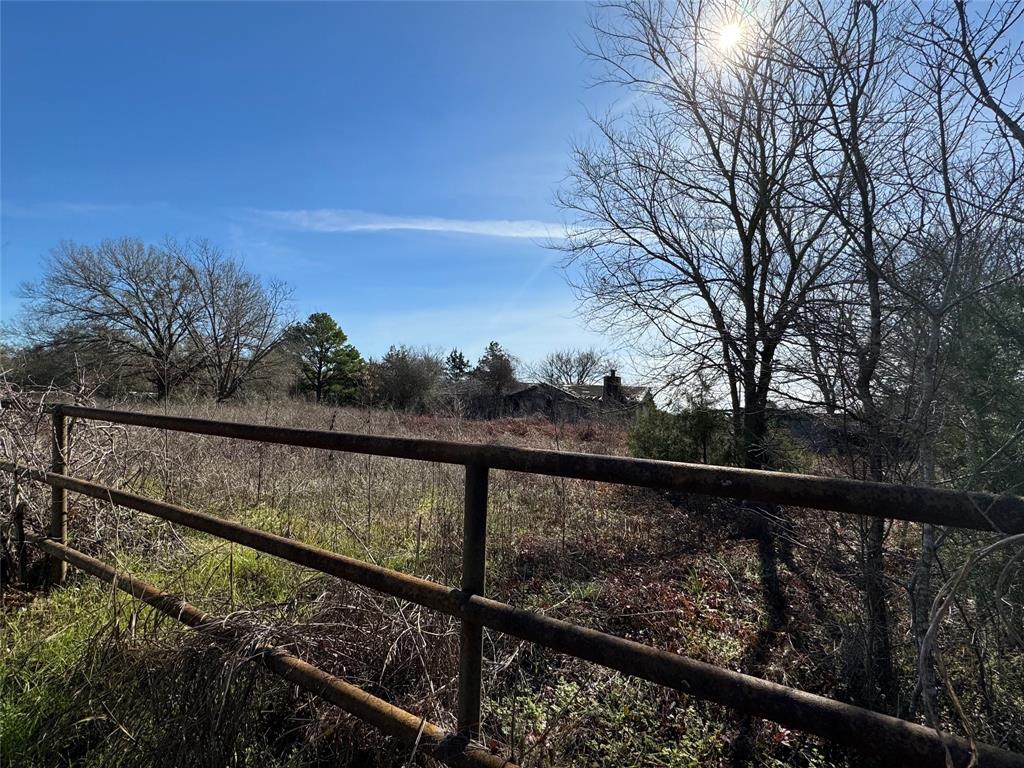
top-left (2, 398), bottom-right (1021, 767)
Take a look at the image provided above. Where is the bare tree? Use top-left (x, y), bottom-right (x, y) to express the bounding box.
top-left (559, 0), bottom-right (843, 468)
top-left (891, 18), bottom-right (1024, 716)
top-left (563, 0), bottom-right (1024, 728)
top-left (534, 347), bottom-right (615, 385)
top-left (558, 13), bottom-right (853, 758)
top-left (782, 0), bottom-right (912, 710)
top-left (18, 237), bottom-right (292, 401)
top-left (721, 0), bottom-right (1024, 720)
top-left (177, 240), bottom-right (291, 401)
top-left (19, 238), bottom-right (200, 398)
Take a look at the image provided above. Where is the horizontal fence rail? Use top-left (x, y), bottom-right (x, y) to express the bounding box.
top-left (32, 538), bottom-right (516, 768)
top-left (52, 405), bottom-right (1024, 533)
top-left (3, 400), bottom-right (1024, 767)
top-left (4, 461), bottom-right (1023, 767)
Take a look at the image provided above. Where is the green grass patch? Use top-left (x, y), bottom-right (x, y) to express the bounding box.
top-left (1, 579), bottom-right (150, 761)
top-left (493, 674), bottom-right (724, 767)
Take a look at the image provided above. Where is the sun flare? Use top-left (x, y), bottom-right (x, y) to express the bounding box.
top-left (717, 22), bottom-right (743, 52)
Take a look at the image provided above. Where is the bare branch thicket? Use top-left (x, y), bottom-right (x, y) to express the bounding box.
top-left (891, 7), bottom-right (1024, 719)
top-left (367, 346), bottom-right (446, 413)
top-left (780, 0), bottom-right (1024, 733)
top-left (558, 0), bottom-right (1024, 737)
top-left (774, 1), bottom-right (916, 710)
top-left (919, 0), bottom-right (1024, 153)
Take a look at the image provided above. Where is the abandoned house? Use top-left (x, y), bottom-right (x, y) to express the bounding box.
top-left (504, 370), bottom-right (652, 421)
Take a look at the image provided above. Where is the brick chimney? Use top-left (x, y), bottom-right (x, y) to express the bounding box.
top-left (602, 369), bottom-right (622, 402)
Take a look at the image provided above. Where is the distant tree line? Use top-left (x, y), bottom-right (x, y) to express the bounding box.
top-left (1, 240), bottom-right (618, 414)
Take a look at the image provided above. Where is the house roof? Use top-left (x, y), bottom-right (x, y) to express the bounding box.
top-left (563, 383), bottom-right (648, 401)
top-left (507, 381), bottom-right (572, 397)
top-left (509, 381), bottom-right (650, 402)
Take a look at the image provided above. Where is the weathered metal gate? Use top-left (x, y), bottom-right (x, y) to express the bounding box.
top-left (3, 402), bottom-right (1023, 767)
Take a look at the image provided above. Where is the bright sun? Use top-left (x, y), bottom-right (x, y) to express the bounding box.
top-left (717, 22), bottom-right (743, 52)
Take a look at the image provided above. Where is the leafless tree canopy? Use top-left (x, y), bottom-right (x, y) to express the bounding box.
top-left (20, 238), bottom-right (200, 398)
top-left (19, 237), bottom-right (290, 400)
top-left (560, 0), bottom-right (847, 466)
top-left (559, 0), bottom-right (1024, 455)
top-left (178, 240), bottom-right (291, 401)
top-left (368, 346), bottom-right (445, 412)
top-left (534, 347), bottom-right (615, 385)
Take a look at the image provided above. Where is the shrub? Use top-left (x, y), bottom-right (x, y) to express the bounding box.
top-left (366, 345), bottom-right (444, 412)
top-left (628, 405), bottom-right (734, 465)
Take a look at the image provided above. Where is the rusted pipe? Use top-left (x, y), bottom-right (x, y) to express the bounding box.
top-left (32, 538), bottom-right (515, 768)
top-left (47, 406), bottom-right (68, 586)
top-left (458, 464), bottom-right (489, 738)
top-left (10, 464), bottom-right (1022, 767)
top-left (1, 463), bottom-right (470, 616)
top-left (53, 404), bottom-right (1024, 532)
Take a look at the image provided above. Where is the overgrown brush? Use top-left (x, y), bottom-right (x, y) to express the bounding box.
top-left (3, 394), bottom-right (1023, 765)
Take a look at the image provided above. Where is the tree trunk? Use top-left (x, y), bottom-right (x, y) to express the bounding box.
top-left (863, 515), bottom-right (895, 710)
top-left (860, 391), bottom-right (895, 711)
top-left (909, 312), bottom-right (943, 718)
top-left (910, 429), bottom-right (938, 718)
top-left (733, 388), bottom-right (788, 765)
top-left (910, 520), bottom-right (937, 717)
top-left (153, 373), bottom-right (170, 400)
top-left (741, 387), bottom-right (768, 471)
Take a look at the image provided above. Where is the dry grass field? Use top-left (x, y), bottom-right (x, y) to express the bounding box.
top-left (2, 398), bottom-right (1021, 767)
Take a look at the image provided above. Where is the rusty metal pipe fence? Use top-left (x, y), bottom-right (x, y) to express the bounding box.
top-left (29, 537), bottom-right (513, 768)
top-left (3, 401), bottom-right (1024, 767)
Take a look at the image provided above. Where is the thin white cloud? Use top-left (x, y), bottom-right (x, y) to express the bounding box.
top-left (249, 207), bottom-right (564, 239)
top-left (1, 201), bottom-right (139, 219)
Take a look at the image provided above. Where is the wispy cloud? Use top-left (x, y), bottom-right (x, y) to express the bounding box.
top-left (248, 208), bottom-right (564, 239)
top-left (1, 201), bottom-right (140, 219)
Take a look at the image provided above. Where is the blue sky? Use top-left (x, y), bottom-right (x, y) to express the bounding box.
top-left (1, 1), bottom-right (622, 368)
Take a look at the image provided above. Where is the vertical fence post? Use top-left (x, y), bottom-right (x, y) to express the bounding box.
top-left (458, 463), bottom-right (489, 739)
top-left (48, 405), bottom-right (68, 587)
